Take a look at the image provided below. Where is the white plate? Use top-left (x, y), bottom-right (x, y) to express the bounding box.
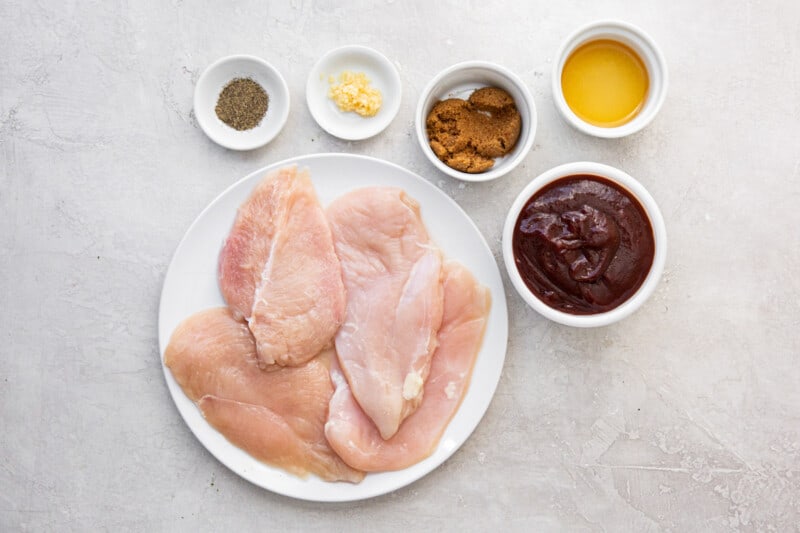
top-left (306, 46), bottom-right (401, 140)
top-left (158, 153), bottom-right (509, 502)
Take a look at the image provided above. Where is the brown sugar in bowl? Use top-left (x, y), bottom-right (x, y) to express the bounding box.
top-left (426, 87), bottom-right (522, 174)
top-left (415, 61), bottom-right (537, 182)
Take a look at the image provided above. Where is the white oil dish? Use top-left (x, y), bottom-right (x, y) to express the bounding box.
top-left (552, 20), bottom-right (668, 138)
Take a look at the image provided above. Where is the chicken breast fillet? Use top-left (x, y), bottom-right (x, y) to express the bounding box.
top-left (218, 165), bottom-right (346, 368)
top-left (164, 307), bottom-right (364, 483)
top-left (326, 187), bottom-right (445, 440)
top-left (325, 261), bottom-right (491, 472)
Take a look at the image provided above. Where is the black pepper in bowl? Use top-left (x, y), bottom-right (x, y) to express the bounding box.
top-left (215, 78), bottom-right (269, 131)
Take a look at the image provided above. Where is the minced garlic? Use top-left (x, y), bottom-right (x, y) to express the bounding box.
top-left (327, 71), bottom-right (382, 117)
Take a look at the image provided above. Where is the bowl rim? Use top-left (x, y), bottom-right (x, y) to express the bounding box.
top-left (415, 60), bottom-right (537, 182)
top-left (193, 54), bottom-right (290, 151)
top-left (502, 161), bottom-right (667, 327)
top-left (551, 19), bottom-right (669, 138)
top-left (305, 44), bottom-right (402, 141)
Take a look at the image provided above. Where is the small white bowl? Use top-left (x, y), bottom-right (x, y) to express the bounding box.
top-left (502, 162), bottom-right (667, 327)
top-left (415, 61), bottom-right (537, 182)
top-left (194, 55), bottom-right (290, 151)
top-left (552, 20), bottom-right (668, 138)
top-left (306, 45), bottom-right (401, 141)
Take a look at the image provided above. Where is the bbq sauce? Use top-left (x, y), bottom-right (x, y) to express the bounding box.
top-left (512, 175), bottom-right (655, 314)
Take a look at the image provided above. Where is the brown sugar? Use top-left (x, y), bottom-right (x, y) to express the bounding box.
top-left (425, 87), bottom-right (522, 173)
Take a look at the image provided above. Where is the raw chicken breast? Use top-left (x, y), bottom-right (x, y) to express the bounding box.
top-left (164, 307), bottom-right (363, 483)
top-left (325, 261), bottom-right (491, 472)
top-left (197, 396), bottom-right (361, 483)
top-left (218, 165), bottom-right (346, 368)
top-left (327, 187), bottom-right (445, 439)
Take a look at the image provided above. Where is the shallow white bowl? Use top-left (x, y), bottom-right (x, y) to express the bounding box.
top-left (502, 162), bottom-right (667, 327)
top-left (415, 61), bottom-right (537, 182)
top-left (552, 20), bottom-right (668, 138)
top-left (194, 55), bottom-right (290, 151)
top-left (306, 45), bottom-right (401, 141)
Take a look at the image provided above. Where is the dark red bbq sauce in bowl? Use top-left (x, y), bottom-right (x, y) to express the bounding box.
top-left (512, 174), bottom-right (655, 315)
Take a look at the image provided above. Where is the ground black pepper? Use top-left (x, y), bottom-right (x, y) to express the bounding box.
top-left (215, 78), bottom-right (269, 131)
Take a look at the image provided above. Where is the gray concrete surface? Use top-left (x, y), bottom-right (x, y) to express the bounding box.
top-left (1, 1), bottom-right (798, 531)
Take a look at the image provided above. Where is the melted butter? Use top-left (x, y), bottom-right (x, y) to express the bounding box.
top-left (561, 39), bottom-right (649, 127)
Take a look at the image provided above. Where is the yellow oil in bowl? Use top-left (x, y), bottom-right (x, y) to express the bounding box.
top-left (561, 39), bottom-right (649, 128)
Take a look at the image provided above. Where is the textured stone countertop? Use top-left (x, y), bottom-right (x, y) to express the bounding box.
top-left (2, 1), bottom-right (799, 531)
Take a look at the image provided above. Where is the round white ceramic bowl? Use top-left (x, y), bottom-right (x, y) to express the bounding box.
top-left (502, 161), bottom-right (667, 327)
top-left (552, 20), bottom-right (668, 138)
top-left (415, 61), bottom-right (537, 182)
top-left (306, 45), bottom-right (401, 141)
top-left (194, 55), bottom-right (290, 151)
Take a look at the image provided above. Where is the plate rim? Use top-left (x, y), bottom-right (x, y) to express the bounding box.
top-left (158, 152), bottom-right (508, 502)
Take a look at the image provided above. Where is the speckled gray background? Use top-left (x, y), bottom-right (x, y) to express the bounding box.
top-left (2, 1), bottom-right (799, 531)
